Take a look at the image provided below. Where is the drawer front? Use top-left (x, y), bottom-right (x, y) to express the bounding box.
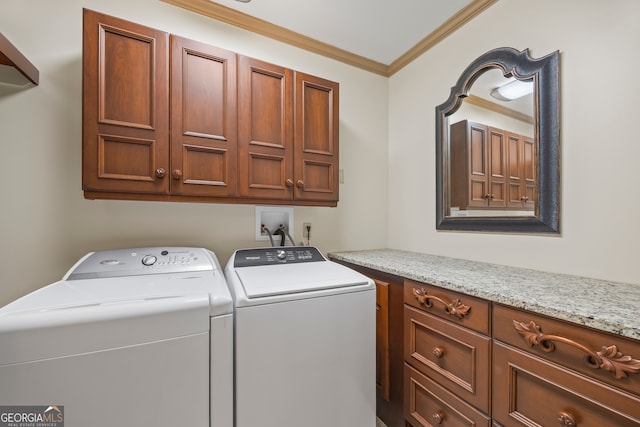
top-left (493, 303), bottom-right (640, 396)
top-left (404, 279), bottom-right (490, 335)
top-left (405, 305), bottom-right (491, 413)
top-left (405, 363), bottom-right (491, 427)
top-left (492, 341), bottom-right (640, 426)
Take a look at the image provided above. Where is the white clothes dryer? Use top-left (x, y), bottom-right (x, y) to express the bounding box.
top-left (0, 247), bottom-right (233, 427)
top-left (225, 246), bottom-right (376, 427)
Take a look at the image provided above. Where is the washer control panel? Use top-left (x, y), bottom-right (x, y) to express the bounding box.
top-left (234, 247), bottom-right (325, 267)
top-left (66, 247), bottom-right (214, 280)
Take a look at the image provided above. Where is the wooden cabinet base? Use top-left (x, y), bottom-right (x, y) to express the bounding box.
top-left (83, 190), bottom-right (337, 207)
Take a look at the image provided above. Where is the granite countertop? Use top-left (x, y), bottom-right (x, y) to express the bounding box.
top-left (328, 249), bottom-right (640, 341)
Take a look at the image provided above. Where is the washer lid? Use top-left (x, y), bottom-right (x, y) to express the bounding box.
top-left (234, 261), bottom-right (370, 299)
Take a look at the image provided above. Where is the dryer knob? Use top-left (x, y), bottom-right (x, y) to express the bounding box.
top-left (276, 250), bottom-right (287, 260)
top-left (142, 255), bottom-right (157, 266)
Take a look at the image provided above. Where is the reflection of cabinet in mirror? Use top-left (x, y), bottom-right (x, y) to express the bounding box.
top-left (450, 119), bottom-right (535, 212)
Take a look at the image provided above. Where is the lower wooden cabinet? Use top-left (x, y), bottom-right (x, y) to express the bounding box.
top-left (402, 279), bottom-right (640, 427)
top-left (328, 263), bottom-right (640, 427)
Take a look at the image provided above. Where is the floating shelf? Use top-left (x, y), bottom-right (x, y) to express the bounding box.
top-left (0, 31), bottom-right (39, 86)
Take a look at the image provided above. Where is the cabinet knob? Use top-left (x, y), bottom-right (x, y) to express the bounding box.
top-left (296, 179), bottom-right (304, 188)
top-left (432, 347), bottom-right (445, 358)
top-left (285, 179), bottom-right (294, 187)
top-left (432, 411), bottom-right (444, 424)
top-left (155, 168), bottom-right (166, 178)
top-left (172, 169), bottom-right (183, 180)
top-left (557, 411), bottom-right (577, 427)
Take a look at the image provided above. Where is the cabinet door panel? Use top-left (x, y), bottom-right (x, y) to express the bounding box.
top-left (523, 136), bottom-right (536, 209)
top-left (404, 305), bottom-right (491, 413)
top-left (507, 133), bottom-right (523, 206)
top-left (493, 342), bottom-right (640, 426)
top-left (170, 36), bottom-right (237, 197)
top-left (488, 128), bottom-right (507, 207)
top-left (294, 72), bottom-right (339, 202)
top-left (376, 280), bottom-right (391, 402)
top-left (405, 363), bottom-right (491, 427)
top-left (83, 9), bottom-right (169, 194)
top-left (238, 55), bottom-right (293, 199)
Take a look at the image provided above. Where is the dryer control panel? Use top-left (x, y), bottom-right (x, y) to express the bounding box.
top-left (234, 247), bottom-right (325, 267)
top-left (66, 247), bottom-right (215, 280)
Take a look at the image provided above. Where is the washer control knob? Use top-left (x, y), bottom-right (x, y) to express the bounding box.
top-left (276, 249), bottom-right (287, 260)
top-left (142, 255), bottom-right (157, 266)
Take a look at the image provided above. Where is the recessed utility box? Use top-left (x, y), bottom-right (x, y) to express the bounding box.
top-left (255, 206), bottom-right (294, 242)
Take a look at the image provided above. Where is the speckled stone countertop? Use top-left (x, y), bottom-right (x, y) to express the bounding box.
top-left (328, 249), bottom-right (640, 341)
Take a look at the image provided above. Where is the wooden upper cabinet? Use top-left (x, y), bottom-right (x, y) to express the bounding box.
top-left (450, 120), bottom-right (534, 211)
top-left (82, 9), bottom-right (169, 194)
top-left (83, 10), bottom-right (339, 206)
top-left (507, 132), bottom-right (536, 209)
top-left (487, 127), bottom-right (507, 207)
top-left (522, 135), bottom-right (536, 209)
top-left (237, 60), bottom-right (339, 204)
top-left (294, 72), bottom-right (339, 202)
top-left (170, 35), bottom-right (237, 197)
top-left (237, 55), bottom-right (293, 199)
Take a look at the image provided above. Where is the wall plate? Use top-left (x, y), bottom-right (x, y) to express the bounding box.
top-left (255, 206), bottom-right (294, 242)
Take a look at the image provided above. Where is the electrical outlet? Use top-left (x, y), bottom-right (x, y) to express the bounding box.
top-left (303, 222), bottom-right (312, 239)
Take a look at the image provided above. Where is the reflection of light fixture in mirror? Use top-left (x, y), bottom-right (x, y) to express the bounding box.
top-left (234, 0), bottom-right (251, 2)
top-left (490, 79), bottom-right (533, 101)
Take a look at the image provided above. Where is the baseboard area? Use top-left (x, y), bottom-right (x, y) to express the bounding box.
top-left (376, 417), bottom-right (388, 427)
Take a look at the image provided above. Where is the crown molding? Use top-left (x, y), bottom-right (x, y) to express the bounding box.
top-left (465, 94), bottom-right (534, 125)
top-left (161, 0), bottom-right (496, 77)
top-left (388, 0), bottom-right (497, 75)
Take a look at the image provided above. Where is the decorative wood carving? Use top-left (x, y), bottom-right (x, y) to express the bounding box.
top-left (513, 320), bottom-right (640, 379)
top-left (412, 288), bottom-right (471, 319)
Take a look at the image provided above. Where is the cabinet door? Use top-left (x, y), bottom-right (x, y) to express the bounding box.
top-left (507, 132), bottom-right (535, 209)
top-left (293, 72), bottom-right (339, 202)
top-left (488, 127), bottom-right (507, 207)
top-left (522, 136), bottom-right (536, 209)
top-left (237, 55), bottom-right (294, 199)
top-left (82, 9), bottom-right (169, 194)
top-left (493, 341), bottom-right (640, 426)
top-left (170, 36), bottom-right (237, 197)
top-left (507, 132), bottom-right (524, 207)
top-left (467, 122), bottom-right (489, 208)
top-left (376, 280), bottom-right (391, 402)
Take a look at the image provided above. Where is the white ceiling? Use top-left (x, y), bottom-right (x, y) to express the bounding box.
top-left (210, 0), bottom-right (474, 65)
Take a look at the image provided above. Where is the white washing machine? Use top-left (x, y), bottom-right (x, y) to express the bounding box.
top-left (0, 247), bottom-right (233, 427)
top-left (224, 246), bottom-right (376, 427)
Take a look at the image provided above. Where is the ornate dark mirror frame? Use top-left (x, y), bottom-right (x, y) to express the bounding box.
top-left (436, 47), bottom-right (560, 233)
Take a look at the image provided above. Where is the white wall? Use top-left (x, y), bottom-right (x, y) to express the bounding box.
top-left (0, 0), bottom-right (389, 305)
top-left (389, 0), bottom-right (640, 285)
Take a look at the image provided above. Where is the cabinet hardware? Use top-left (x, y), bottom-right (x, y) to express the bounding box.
top-left (155, 168), bottom-right (166, 178)
top-left (411, 288), bottom-right (471, 319)
top-left (432, 411), bottom-right (445, 424)
top-left (172, 169), bottom-right (183, 180)
top-left (296, 179), bottom-right (304, 188)
top-left (557, 411), bottom-right (577, 427)
top-left (432, 347), bottom-right (445, 358)
top-left (513, 320), bottom-right (640, 379)
top-left (285, 179), bottom-right (293, 187)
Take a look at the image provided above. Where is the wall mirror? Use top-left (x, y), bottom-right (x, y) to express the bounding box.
top-left (436, 47), bottom-right (560, 233)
